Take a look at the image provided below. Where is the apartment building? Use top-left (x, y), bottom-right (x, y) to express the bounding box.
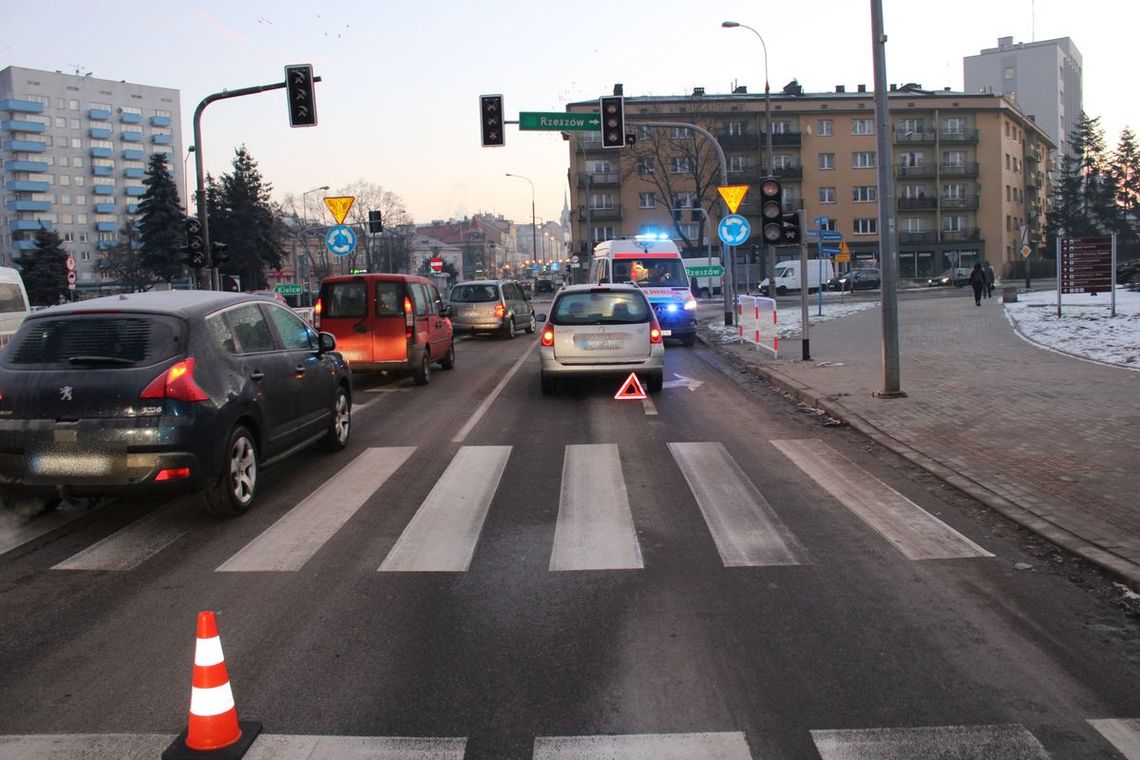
top-left (1, 66), bottom-right (183, 291)
top-left (566, 84), bottom-right (1053, 281)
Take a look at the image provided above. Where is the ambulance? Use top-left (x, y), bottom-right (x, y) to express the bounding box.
top-left (590, 235), bottom-right (697, 346)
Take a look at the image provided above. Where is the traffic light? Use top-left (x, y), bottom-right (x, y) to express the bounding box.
top-left (759, 176), bottom-right (783, 244)
top-left (368, 210), bottom-right (383, 234)
top-left (479, 94), bottom-right (504, 147)
top-left (284, 64), bottom-right (318, 127)
top-left (780, 212), bottom-right (802, 245)
top-left (210, 240), bottom-right (228, 266)
top-left (183, 217), bottom-right (206, 269)
top-left (600, 96), bottom-right (624, 149)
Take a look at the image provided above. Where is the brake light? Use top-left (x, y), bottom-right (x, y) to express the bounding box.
top-left (140, 358), bottom-right (209, 402)
top-left (314, 298), bottom-right (322, 329)
top-left (649, 319), bottom-right (663, 344)
top-left (154, 467), bottom-right (191, 482)
top-left (404, 296), bottom-right (414, 340)
top-left (541, 325), bottom-right (555, 347)
top-left (495, 303), bottom-right (506, 319)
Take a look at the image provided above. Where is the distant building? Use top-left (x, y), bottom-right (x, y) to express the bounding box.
top-left (1, 65), bottom-right (184, 291)
top-left (965, 36), bottom-right (1082, 160)
top-left (416, 215), bottom-right (509, 279)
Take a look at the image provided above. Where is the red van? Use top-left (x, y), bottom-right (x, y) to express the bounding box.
top-left (316, 274), bottom-right (455, 385)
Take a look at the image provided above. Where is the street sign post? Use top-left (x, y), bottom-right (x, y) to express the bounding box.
top-left (275, 283), bottom-right (302, 297)
top-left (1057, 234), bottom-right (1116, 317)
top-left (686, 265), bottom-right (725, 279)
top-left (518, 112), bottom-right (601, 132)
top-left (325, 224), bottom-right (357, 257)
top-left (717, 214), bottom-right (751, 247)
top-left (717, 185), bottom-right (750, 215)
top-left (324, 196), bottom-right (355, 225)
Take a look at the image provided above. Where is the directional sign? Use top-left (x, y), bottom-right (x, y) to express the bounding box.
top-left (717, 185), bottom-right (750, 214)
top-left (1060, 235), bottom-right (1112, 294)
top-left (718, 214), bottom-right (751, 247)
top-left (820, 230), bottom-right (843, 241)
top-left (519, 112), bottom-right (601, 132)
top-left (275, 283), bottom-right (302, 296)
top-left (325, 224), bottom-right (357, 257)
top-left (686, 265), bottom-right (725, 278)
top-left (821, 246), bottom-right (840, 254)
top-left (812, 216), bottom-right (830, 226)
top-left (324, 196), bottom-right (355, 225)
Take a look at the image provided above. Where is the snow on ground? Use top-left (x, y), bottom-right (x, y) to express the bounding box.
top-left (703, 295), bottom-right (880, 344)
top-left (1004, 286), bottom-right (1139, 369)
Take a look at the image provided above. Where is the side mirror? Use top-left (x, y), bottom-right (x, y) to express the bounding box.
top-left (536, 313), bottom-right (547, 323)
top-left (318, 331), bottom-right (337, 353)
top-left (440, 304), bottom-right (451, 318)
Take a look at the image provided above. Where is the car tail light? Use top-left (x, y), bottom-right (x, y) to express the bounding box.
top-left (154, 467), bottom-right (191, 482)
top-left (404, 296), bottom-right (414, 340)
top-left (541, 325), bottom-right (555, 347)
top-left (314, 298), bottom-right (323, 329)
top-left (649, 318), bottom-right (663, 344)
top-left (495, 303), bottom-right (506, 319)
top-left (140, 358), bottom-right (209, 402)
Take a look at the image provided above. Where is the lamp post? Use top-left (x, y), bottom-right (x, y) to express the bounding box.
top-left (506, 173), bottom-right (538, 268)
top-left (183, 146), bottom-right (195, 213)
top-left (722, 20), bottom-right (777, 293)
top-left (298, 185), bottom-right (328, 290)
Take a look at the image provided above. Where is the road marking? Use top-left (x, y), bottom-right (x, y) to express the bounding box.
top-left (1089, 719), bottom-right (1140, 759)
top-left (772, 439), bottom-right (994, 561)
top-left (52, 498), bottom-right (201, 571)
top-left (811, 724), bottom-right (1050, 759)
top-left (217, 447), bottom-right (414, 572)
top-left (668, 442), bottom-right (807, 567)
top-left (533, 732), bottom-right (752, 759)
top-left (379, 446), bottom-right (510, 572)
top-left (641, 396), bottom-right (658, 415)
top-left (351, 398), bottom-right (378, 413)
top-left (452, 342), bottom-right (536, 443)
top-left (662, 372), bottom-right (704, 391)
top-left (364, 386), bottom-right (411, 393)
top-left (550, 444), bottom-right (643, 571)
top-left (0, 504), bottom-right (94, 557)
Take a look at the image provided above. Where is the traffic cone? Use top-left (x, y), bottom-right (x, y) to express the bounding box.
top-left (163, 611), bottom-right (262, 760)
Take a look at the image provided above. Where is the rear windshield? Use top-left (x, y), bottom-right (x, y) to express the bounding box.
top-left (322, 282), bottom-right (366, 318)
top-left (450, 284), bottom-right (500, 303)
top-left (612, 258), bottom-right (686, 286)
top-left (550, 291), bottom-right (650, 325)
top-left (3, 314), bottom-right (185, 367)
top-left (0, 283), bottom-right (27, 313)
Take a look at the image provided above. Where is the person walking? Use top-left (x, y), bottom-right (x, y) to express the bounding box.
top-left (984, 262), bottom-right (996, 299)
top-left (969, 263), bottom-right (986, 306)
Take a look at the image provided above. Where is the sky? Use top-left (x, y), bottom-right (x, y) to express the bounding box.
top-left (5, 0), bottom-right (1134, 228)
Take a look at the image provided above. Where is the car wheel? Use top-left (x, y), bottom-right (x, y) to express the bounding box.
top-left (204, 425), bottom-right (257, 517)
top-left (321, 387), bottom-right (351, 452)
top-left (646, 372), bottom-right (664, 393)
top-left (540, 371), bottom-right (556, 395)
top-left (413, 350), bottom-right (431, 385)
top-left (503, 315), bottom-right (516, 340)
top-left (440, 342), bottom-right (456, 370)
top-left (776, 286), bottom-right (787, 296)
top-left (525, 314), bottom-right (536, 334)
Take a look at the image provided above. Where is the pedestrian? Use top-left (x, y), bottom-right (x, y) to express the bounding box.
top-left (969, 263), bottom-right (986, 306)
top-left (984, 262), bottom-right (996, 298)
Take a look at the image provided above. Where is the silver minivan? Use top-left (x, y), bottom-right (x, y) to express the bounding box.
top-left (448, 279), bottom-right (536, 338)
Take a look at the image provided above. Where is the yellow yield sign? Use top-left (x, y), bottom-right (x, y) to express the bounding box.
top-left (324, 195), bottom-right (355, 225)
top-left (717, 185), bottom-right (750, 214)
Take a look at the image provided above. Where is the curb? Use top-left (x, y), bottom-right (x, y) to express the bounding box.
top-left (696, 330), bottom-right (1140, 591)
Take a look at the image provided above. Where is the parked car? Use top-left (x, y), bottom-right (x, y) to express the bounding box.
top-left (0, 291), bottom-right (352, 516)
top-left (928, 267), bottom-right (972, 287)
top-left (535, 278), bottom-right (555, 294)
top-left (828, 268), bottom-right (882, 292)
top-left (449, 279), bottom-right (536, 338)
top-left (316, 273), bottom-right (454, 385)
top-left (537, 283), bottom-right (665, 395)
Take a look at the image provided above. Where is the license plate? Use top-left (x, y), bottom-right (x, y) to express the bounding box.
top-left (662, 329), bottom-right (672, 336)
top-left (576, 333), bottom-right (627, 350)
top-left (30, 453), bottom-right (114, 477)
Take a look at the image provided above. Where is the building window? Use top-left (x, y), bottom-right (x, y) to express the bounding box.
top-left (77, 214), bottom-right (87, 224)
top-left (943, 183), bottom-right (966, 199)
top-left (73, 157), bottom-right (83, 167)
top-left (819, 153), bottom-right (835, 170)
top-left (944, 215), bottom-right (965, 232)
top-left (944, 150), bottom-right (967, 168)
top-left (589, 193), bottom-right (615, 210)
top-left (589, 160), bottom-right (613, 174)
top-left (943, 117), bottom-right (967, 135)
top-left (591, 226), bottom-right (614, 243)
top-left (667, 127), bottom-right (693, 139)
top-left (1006, 185), bottom-right (1011, 201)
top-left (853, 151), bottom-right (876, 168)
top-left (852, 186), bottom-right (877, 203)
top-left (68, 99), bottom-right (79, 111)
top-left (771, 120), bottom-right (791, 134)
top-left (120, 106), bottom-right (142, 116)
top-left (676, 222), bottom-right (699, 239)
top-left (899, 118), bottom-right (923, 134)
top-left (54, 116), bottom-right (66, 128)
top-left (152, 108), bottom-right (171, 118)
top-left (773, 154), bottom-right (795, 169)
top-left (70, 138), bottom-right (82, 149)
top-left (670, 157), bottom-right (692, 174)
top-left (637, 126), bottom-right (653, 141)
top-left (80, 250), bottom-right (91, 260)
top-left (902, 218), bottom-right (926, 233)
top-left (900, 151), bottom-right (925, 167)
top-left (1004, 66), bottom-right (1015, 80)
top-left (637, 157), bottom-right (654, 176)
top-left (728, 155), bottom-right (748, 172)
top-left (725, 121), bottom-right (745, 136)
top-left (639, 192), bottom-right (656, 209)
top-left (819, 187), bottom-right (836, 204)
top-left (59, 175), bottom-right (71, 187)
top-left (901, 184), bottom-right (928, 199)
top-left (91, 101), bottom-right (111, 111)
top-left (854, 218), bottom-right (878, 235)
top-left (817, 119), bottom-right (834, 136)
top-left (851, 119), bottom-right (874, 135)
top-left (78, 232), bottom-right (88, 242)
top-left (74, 176), bottom-right (85, 187)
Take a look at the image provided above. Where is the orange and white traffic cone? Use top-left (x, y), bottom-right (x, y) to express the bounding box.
top-left (163, 611), bottom-right (261, 760)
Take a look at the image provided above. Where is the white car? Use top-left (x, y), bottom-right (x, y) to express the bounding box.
top-left (537, 283), bottom-right (665, 395)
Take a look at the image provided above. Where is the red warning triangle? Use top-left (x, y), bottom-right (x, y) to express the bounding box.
top-left (614, 372), bottom-right (647, 401)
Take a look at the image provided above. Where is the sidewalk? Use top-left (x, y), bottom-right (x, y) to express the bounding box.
top-left (699, 291), bottom-right (1140, 589)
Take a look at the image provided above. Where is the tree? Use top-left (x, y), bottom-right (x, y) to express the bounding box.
top-left (336, 180), bottom-right (413, 273)
top-left (208, 146), bottom-right (285, 290)
top-left (136, 152), bottom-right (186, 282)
top-left (1048, 114), bottom-right (1129, 253)
top-left (18, 226), bottom-right (69, 306)
top-left (1110, 126), bottom-right (1140, 260)
top-left (99, 218), bottom-right (156, 292)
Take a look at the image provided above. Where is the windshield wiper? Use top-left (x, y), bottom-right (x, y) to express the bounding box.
top-left (67, 355), bottom-right (136, 366)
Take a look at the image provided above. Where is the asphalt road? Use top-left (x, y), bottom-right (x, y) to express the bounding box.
top-left (0, 315), bottom-right (1137, 759)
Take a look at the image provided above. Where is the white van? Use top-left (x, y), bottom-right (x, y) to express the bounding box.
top-left (683, 256), bottom-right (723, 298)
top-left (591, 236), bottom-right (698, 345)
top-left (760, 259), bottom-right (836, 296)
top-left (0, 267), bottom-right (31, 350)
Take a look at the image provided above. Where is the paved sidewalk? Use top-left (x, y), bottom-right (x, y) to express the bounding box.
top-left (700, 290), bottom-right (1140, 588)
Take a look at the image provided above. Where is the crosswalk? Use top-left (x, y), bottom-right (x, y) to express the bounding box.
top-left (3, 720), bottom-right (1138, 759)
top-left (6, 438), bottom-right (995, 575)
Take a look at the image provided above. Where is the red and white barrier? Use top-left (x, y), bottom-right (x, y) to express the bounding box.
top-left (736, 295), bottom-right (778, 357)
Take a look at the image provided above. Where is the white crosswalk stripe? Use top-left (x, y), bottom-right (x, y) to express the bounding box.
top-left (533, 731), bottom-right (751, 759)
top-left (668, 441), bottom-right (808, 567)
top-left (52, 499), bottom-right (200, 571)
top-left (811, 724), bottom-right (1051, 759)
top-left (217, 447), bottom-right (414, 572)
top-left (772, 438), bottom-right (994, 561)
top-left (379, 445), bottom-right (511, 572)
top-left (550, 444), bottom-right (643, 571)
top-left (1089, 718), bottom-right (1140, 759)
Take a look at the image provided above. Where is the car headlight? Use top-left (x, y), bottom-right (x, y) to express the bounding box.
top-left (665, 303), bottom-right (679, 313)
top-left (683, 298), bottom-right (697, 311)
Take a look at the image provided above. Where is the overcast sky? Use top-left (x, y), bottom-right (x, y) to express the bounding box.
top-left (6, 0), bottom-right (1132, 226)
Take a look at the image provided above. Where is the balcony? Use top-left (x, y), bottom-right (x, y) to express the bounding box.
top-left (96, 222), bottom-right (119, 232)
top-left (726, 169), bottom-right (767, 185)
top-left (0, 99), bottom-right (44, 114)
top-left (96, 240), bottom-right (115, 250)
top-left (94, 202), bottom-right (117, 213)
top-left (5, 159), bottom-right (48, 172)
top-left (942, 228), bottom-right (980, 242)
top-left (89, 127), bottom-right (112, 140)
top-left (92, 164), bottom-right (114, 177)
top-left (150, 115), bottom-right (172, 128)
top-left (4, 139), bottom-right (47, 153)
top-left (895, 163), bottom-right (936, 178)
top-left (940, 129), bottom-right (979, 143)
top-left (577, 134), bottom-right (607, 152)
top-left (2, 119), bottom-right (46, 133)
top-left (898, 196), bottom-right (937, 210)
top-left (127, 203), bottom-right (139, 214)
top-left (770, 132), bottom-right (803, 147)
top-left (123, 167), bottom-right (144, 179)
top-left (7, 200), bottom-right (51, 212)
top-left (11, 219), bottom-right (51, 231)
top-left (119, 112), bottom-right (142, 124)
top-left (940, 195), bottom-right (979, 210)
top-left (90, 146), bottom-right (113, 159)
top-left (898, 230), bottom-right (939, 245)
top-left (8, 180), bottom-right (50, 193)
top-left (151, 134), bottom-right (172, 145)
top-left (579, 205), bottom-right (623, 221)
top-left (88, 108), bottom-right (111, 121)
top-left (772, 165), bottom-right (803, 180)
top-left (894, 129), bottom-right (936, 143)
top-left (12, 240), bottom-right (37, 251)
top-left (122, 149), bottom-right (144, 161)
top-left (125, 186), bottom-right (145, 197)
top-left (93, 184), bottom-right (115, 195)
top-left (940, 162), bottom-right (979, 176)
top-left (717, 133), bottom-right (760, 150)
top-left (576, 171), bottom-right (620, 188)
top-left (121, 130), bottom-right (143, 142)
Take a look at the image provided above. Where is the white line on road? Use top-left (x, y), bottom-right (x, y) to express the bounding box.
top-left (668, 442), bottom-right (808, 567)
top-left (52, 498), bottom-right (201, 571)
top-left (772, 439), bottom-right (993, 561)
top-left (379, 446), bottom-right (510, 572)
top-left (1089, 718), bottom-right (1140, 759)
top-left (550, 444), bottom-right (643, 571)
top-left (533, 732), bottom-right (752, 760)
top-left (217, 447), bottom-right (414, 572)
top-left (452, 342), bottom-right (536, 443)
top-left (811, 724), bottom-right (1050, 760)
top-left (641, 396), bottom-right (658, 415)
top-left (0, 503), bottom-right (96, 557)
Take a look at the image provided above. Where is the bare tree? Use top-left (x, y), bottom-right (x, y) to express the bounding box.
top-left (335, 180), bottom-right (413, 272)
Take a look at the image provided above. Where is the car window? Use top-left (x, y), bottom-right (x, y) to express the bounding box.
top-left (551, 291), bottom-right (650, 325)
top-left (375, 281), bottom-right (403, 317)
top-left (323, 282), bottom-right (367, 318)
top-left (410, 283), bottom-right (430, 317)
top-left (205, 313), bottom-right (237, 354)
top-left (225, 303), bottom-right (276, 354)
top-left (451, 284), bottom-right (499, 303)
top-left (266, 304), bottom-right (317, 351)
top-left (3, 314), bottom-right (184, 367)
top-left (0, 283), bottom-right (27, 313)
top-left (612, 258), bottom-right (686, 285)
top-left (429, 284), bottom-right (445, 314)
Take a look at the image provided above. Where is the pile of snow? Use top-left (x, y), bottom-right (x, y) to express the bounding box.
top-left (1004, 286), bottom-right (1139, 369)
top-left (703, 299), bottom-right (880, 344)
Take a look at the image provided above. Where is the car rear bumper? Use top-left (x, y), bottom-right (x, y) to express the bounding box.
top-left (538, 348), bottom-right (664, 377)
top-left (452, 318), bottom-right (508, 333)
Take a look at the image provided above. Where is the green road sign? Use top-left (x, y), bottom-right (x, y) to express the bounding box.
top-left (686, 265), bottom-right (725, 278)
top-left (519, 112), bottom-right (602, 132)
top-left (275, 283), bottom-right (303, 296)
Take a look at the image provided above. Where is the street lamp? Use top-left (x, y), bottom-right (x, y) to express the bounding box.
top-left (301, 185), bottom-right (330, 229)
top-left (505, 173), bottom-right (538, 267)
top-left (183, 146), bottom-right (195, 211)
top-left (297, 185), bottom-right (329, 293)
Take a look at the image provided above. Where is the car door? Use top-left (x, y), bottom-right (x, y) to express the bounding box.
top-left (223, 302), bottom-right (301, 455)
top-left (420, 282), bottom-right (452, 357)
top-left (263, 302), bottom-right (329, 440)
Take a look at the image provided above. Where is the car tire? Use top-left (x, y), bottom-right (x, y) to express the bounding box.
top-left (646, 372), bottom-right (664, 393)
top-left (503, 316), bottom-right (516, 340)
top-left (525, 314), bottom-right (536, 334)
top-left (540, 371), bottom-right (556, 395)
top-left (776, 286), bottom-right (788, 296)
top-left (321, 387), bottom-right (351, 452)
top-left (204, 425), bottom-right (258, 517)
top-left (413, 350), bottom-right (431, 385)
top-left (440, 342), bottom-right (456, 370)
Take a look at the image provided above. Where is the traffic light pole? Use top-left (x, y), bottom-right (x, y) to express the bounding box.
top-left (192, 76), bottom-right (322, 290)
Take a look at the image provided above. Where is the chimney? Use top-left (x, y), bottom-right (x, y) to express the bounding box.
top-left (733, 85), bottom-right (748, 94)
top-left (836, 85), bottom-right (846, 93)
top-left (857, 84), bottom-right (867, 93)
top-left (693, 87), bottom-right (705, 96)
top-left (889, 83), bottom-right (897, 91)
top-left (613, 83), bottom-right (623, 96)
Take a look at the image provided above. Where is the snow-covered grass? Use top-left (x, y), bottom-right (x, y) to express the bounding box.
top-left (703, 298), bottom-right (880, 344)
top-left (1004, 286), bottom-right (1139, 369)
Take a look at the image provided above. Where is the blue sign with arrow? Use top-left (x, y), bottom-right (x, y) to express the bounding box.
top-left (325, 224), bottom-right (357, 257)
top-left (820, 230), bottom-right (843, 241)
top-left (718, 214), bottom-right (751, 247)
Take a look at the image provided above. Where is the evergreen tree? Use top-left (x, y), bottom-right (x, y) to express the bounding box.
top-left (18, 227), bottom-right (69, 306)
top-left (1111, 126), bottom-right (1140, 259)
top-left (209, 146), bottom-right (284, 290)
top-left (1047, 113), bottom-right (1115, 247)
top-left (137, 152), bottom-right (186, 281)
top-left (100, 218), bottom-right (155, 292)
